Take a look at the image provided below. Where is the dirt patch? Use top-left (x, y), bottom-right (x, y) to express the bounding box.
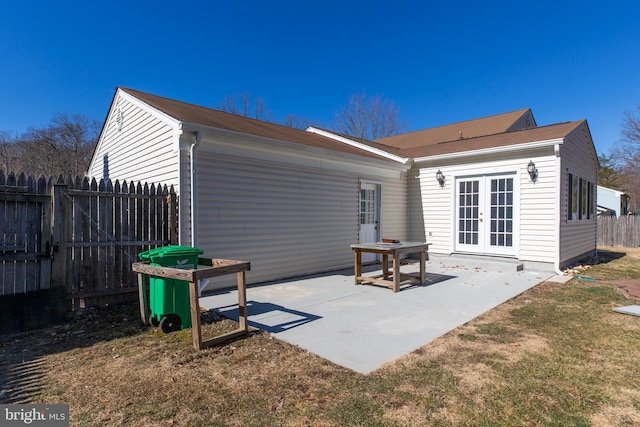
top-left (605, 279), bottom-right (640, 300)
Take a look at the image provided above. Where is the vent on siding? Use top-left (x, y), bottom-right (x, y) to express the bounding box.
top-left (115, 107), bottom-right (123, 131)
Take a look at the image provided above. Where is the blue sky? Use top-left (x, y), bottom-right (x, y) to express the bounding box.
top-left (1, 1), bottom-right (638, 156)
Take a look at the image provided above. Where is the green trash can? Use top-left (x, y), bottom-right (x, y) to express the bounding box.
top-left (139, 245), bottom-right (203, 333)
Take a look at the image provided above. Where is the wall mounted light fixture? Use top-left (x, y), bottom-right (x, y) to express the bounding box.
top-left (436, 169), bottom-right (445, 187)
top-left (527, 160), bottom-right (538, 182)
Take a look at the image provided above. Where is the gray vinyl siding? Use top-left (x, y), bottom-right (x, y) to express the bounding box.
top-left (196, 152), bottom-right (357, 288)
top-left (558, 124), bottom-right (598, 266)
top-left (194, 151), bottom-right (407, 289)
top-left (179, 148), bottom-right (192, 246)
top-left (507, 110), bottom-right (536, 131)
top-left (88, 93), bottom-right (180, 191)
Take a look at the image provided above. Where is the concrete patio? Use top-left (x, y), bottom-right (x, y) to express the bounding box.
top-left (200, 255), bottom-right (556, 374)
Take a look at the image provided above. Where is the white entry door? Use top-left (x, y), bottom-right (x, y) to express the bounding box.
top-left (359, 182), bottom-right (380, 262)
top-left (455, 174), bottom-right (516, 256)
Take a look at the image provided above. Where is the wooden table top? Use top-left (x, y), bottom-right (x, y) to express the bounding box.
top-left (350, 241), bottom-right (431, 251)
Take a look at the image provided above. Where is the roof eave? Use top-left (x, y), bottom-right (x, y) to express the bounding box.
top-left (412, 137), bottom-right (565, 163)
top-left (180, 122), bottom-right (411, 172)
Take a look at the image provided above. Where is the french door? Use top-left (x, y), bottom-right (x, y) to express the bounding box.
top-left (455, 174), bottom-right (516, 256)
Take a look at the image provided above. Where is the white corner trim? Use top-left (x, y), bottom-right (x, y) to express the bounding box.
top-left (306, 127), bottom-right (412, 165)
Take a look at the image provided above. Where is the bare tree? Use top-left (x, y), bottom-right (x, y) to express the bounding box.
top-left (613, 104), bottom-right (640, 212)
top-left (334, 91), bottom-right (406, 141)
top-left (0, 130), bottom-right (21, 174)
top-left (19, 113), bottom-right (100, 177)
top-left (283, 114), bottom-right (319, 130)
top-left (218, 93), bottom-right (270, 120)
top-left (621, 105), bottom-right (640, 144)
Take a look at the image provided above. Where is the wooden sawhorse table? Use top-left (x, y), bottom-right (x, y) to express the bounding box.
top-left (133, 257), bottom-right (251, 350)
top-left (351, 242), bottom-right (431, 292)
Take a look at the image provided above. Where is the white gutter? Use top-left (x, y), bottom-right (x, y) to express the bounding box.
top-left (306, 126), bottom-right (413, 165)
top-left (190, 132), bottom-right (202, 247)
top-left (413, 138), bottom-right (565, 163)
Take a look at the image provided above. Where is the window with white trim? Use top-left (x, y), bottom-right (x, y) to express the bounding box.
top-left (568, 173), bottom-right (595, 221)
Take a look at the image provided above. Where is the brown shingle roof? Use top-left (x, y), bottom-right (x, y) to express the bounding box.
top-left (120, 88), bottom-right (585, 163)
top-left (377, 108), bottom-right (534, 149)
top-left (399, 120), bottom-right (585, 158)
top-left (120, 88), bottom-right (397, 163)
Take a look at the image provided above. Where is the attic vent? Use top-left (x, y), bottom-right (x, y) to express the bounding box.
top-left (115, 108), bottom-right (123, 131)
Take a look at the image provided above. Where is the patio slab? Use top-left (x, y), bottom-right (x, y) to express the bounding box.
top-left (200, 256), bottom-right (554, 374)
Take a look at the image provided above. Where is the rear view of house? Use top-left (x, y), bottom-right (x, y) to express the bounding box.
top-left (89, 88), bottom-right (598, 289)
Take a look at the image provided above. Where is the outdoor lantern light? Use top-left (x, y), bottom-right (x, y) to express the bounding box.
top-left (527, 160), bottom-right (538, 181)
top-left (436, 169), bottom-right (445, 187)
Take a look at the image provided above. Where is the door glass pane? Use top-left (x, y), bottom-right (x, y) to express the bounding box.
top-left (489, 178), bottom-right (513, 247)
top-left (458, 180), bottom-right (479, 246)
top-left (360, 189), bottom-right (375, 224)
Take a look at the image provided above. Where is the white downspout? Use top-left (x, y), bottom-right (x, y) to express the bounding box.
top-left (554, 143), bottom-right (564, 275)
top-left (190, 132), bottom-right (201, 247)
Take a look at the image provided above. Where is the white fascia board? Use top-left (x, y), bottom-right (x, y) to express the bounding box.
top-left (181, 122), bottom-right (410, 177)
top-left (413, 138), bottom-right (565, 164)
top-left (306, 127), bottom-right (412, 165)
top-left (117, 88), bottom-right (183, 138)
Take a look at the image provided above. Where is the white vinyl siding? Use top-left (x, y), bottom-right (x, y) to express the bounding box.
top-left (413, 152), bottom-right (556, 266)
top-left (378, 171), bottom-right (409, 240)
top-left (409, 166), bottom-right (452, 252)
top-left (88, 93), bottom-right (180, 191)
top-left (518, 154), bottom-right (557, 263)
top-left (408, 174), bottom-right (426, 242)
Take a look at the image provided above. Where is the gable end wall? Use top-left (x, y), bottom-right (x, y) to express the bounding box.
top-left (88, 94), bottom-right (181, 191)
top-left (558, 124), bottom-right (598, 267)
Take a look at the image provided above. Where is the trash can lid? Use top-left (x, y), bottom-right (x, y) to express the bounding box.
top-left (139, 245), bottom-right (203, 260)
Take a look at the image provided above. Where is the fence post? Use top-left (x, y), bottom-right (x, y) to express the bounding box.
top-left (50, 182), bottom-right (69, 295)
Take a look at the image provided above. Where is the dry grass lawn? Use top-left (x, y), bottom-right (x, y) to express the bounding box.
top-left (1, 246), bottom-right (639, 426)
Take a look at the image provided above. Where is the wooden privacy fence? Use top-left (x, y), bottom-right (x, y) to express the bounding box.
top-left (0, 171), bottom-right (178, 319)
top-left (0, 173), bottom-right (51, 295)
top-left (597, 216), bottom-right (640, 248)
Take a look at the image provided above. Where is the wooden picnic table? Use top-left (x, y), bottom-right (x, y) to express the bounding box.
top-left (132, 257), bottom-right (251, 350)
top-left (350, 242), bottom-right (431, 292)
